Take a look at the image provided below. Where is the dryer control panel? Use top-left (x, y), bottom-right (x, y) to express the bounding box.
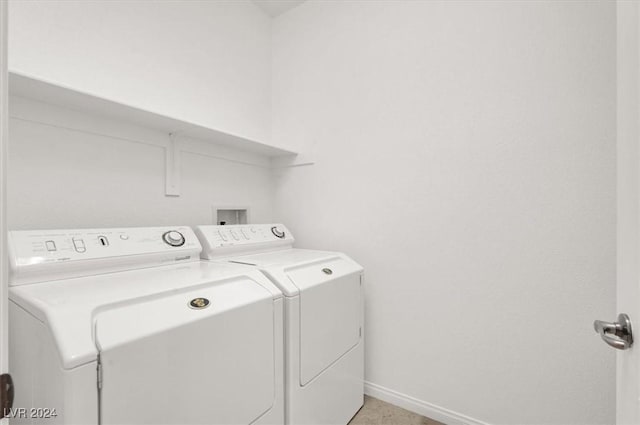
top-left (9, 226), bottom-right (202, 285)
top-left (195, 224), bottom-right (294, 259)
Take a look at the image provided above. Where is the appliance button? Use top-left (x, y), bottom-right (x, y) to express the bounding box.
top-left (45, 241), bottom-right (57, 251)
top-left (120, 234), bottom-right (129, 240)
top-left (72, 238), bottom-right (86, 253)
top-left (271, 226), bottom-right (285, 239)
top-left (163, 231), bottom-right (186, 247)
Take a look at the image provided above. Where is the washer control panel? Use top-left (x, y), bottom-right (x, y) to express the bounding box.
top-left (195, 224), bottom-right (294, 258)
top-left (9, 226), bottom-right (202, 285)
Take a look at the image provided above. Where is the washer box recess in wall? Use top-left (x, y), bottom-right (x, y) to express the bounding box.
top-left (212, 206), bottom-right (250, 225)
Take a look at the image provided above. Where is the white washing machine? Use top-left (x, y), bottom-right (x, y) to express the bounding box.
top-left (8, 226), bottom-right (284, 425)
top-left (194, 224), bottom-right (364, 425)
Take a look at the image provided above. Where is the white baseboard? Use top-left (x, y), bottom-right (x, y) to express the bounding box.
top-left (364, 381), bottom-right (491, 425)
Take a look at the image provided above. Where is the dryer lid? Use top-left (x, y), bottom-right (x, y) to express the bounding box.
top-left (228, 249), bottom-right (364, 297)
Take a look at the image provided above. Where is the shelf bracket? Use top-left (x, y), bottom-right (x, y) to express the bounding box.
top-left (165, 133), bottom-right (181, 197)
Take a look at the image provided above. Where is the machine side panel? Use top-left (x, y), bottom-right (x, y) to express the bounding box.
top-left (255, 297), bottom-right (285, 425)
top-left (9, 302), bottom-right (97, 424)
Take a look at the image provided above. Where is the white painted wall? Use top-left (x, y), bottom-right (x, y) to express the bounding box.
top-left (7, 0), bottom-right (275, 231)
top-left (272, 1), bottom-right (616, 424)
top-left (7, 96), bottom-right (275, 230)
top-left (8, 0), bottom-right (272, 143)
top-left (8, 96), bottom-right (275, 230)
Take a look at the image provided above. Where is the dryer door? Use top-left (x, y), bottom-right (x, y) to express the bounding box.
top-left (94, 277), bottom-right (276, 425)
top-left (286, 258), bottom-right (362, 385)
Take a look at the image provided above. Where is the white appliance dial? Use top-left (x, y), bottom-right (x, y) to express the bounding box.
top-left (271, 226), bottom-right (285, 239)
top-left (163, 230), bottom-right (186, 247)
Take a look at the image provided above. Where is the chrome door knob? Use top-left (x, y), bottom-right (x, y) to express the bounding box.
top-left (594, 313), bottom-right (633, 350)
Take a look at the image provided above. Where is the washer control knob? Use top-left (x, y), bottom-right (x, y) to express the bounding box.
top-left (163, 230), bottom-right (185, 247)
top-left (271, 226), bottom-right (285, 239)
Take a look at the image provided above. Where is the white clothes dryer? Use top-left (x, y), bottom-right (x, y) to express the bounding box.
top-left (8, 226), bottom-right (284, 425)
top-left (194, 224), bottom-right (364, 425)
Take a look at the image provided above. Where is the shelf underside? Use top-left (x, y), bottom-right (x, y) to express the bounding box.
top-left (8, 72), bottom-right (296, 158)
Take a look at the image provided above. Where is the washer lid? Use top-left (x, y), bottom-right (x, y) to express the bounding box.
top-left (228, 248), bottom-right (335, 268)
top-left (9, 261), bottom-right (281, 369)
top-left (96, 278), bottom-right (276, 425)
top-left (94, 276), bottom-right (273, 352)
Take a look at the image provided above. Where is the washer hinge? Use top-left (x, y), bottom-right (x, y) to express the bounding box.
top-left (97, 359), bottom-right (103, 390)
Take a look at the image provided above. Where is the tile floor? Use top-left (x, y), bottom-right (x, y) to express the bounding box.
top-left (348, 396), bottom-right (443, 425)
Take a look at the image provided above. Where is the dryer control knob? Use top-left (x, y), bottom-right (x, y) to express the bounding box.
top-left (271, 226), bottom-right (285, 239)
top-left (163, 231), bottom-right (186, 247)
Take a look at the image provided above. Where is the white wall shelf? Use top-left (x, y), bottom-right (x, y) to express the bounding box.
top-left (8, 71), bottom-right (297, 158)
